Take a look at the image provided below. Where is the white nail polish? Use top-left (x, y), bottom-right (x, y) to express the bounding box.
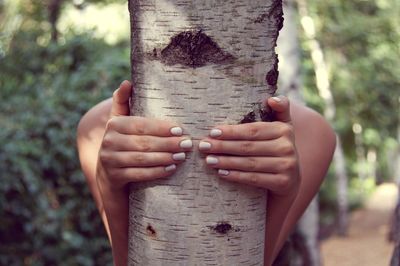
top-left (210, 129), bottom-right (222, 138)
top-left (172, 152), bottom-right (186, 161)
top-left (199, 141), bottom-right (212, 150)
top-left (272, 96), bottom-right (282, 102)
top-left (218, 169), bottom-right (230, 176)
top-left (180, 139), bottom-right (193, 149)
top-left (170, 127), bottom-right (183, 136)
top-left (165, 164), bottom-right (176, 172)
top-left (206, 156), bottom-right (219, 165)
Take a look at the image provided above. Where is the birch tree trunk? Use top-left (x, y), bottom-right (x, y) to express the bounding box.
top-left (390, 96), bottom-right (400, 265)
top-left (127, 1), bottom-right (283, 264)
top-left (277, 1), bottom-right (321, 265)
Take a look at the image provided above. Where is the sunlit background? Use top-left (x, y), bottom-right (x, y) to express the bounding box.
top-left (0, 0), bottom-right (399, 265)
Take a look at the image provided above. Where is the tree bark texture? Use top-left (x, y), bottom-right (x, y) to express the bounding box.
top-left (128, 0), bottom-right (283, 265)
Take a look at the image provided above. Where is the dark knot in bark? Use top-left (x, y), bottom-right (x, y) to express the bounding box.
top-left (160, 30), bottom-right (235, 68)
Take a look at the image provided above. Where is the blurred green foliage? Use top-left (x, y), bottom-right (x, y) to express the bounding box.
top-left (301, 0), bottom-right (399, 233)
top-left (0, 1), bottom-right (129, 263)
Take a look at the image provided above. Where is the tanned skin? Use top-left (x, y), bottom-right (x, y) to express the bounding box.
top-left (76, 80), bottom-right (336, 266)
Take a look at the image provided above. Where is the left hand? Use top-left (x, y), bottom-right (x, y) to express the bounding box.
top-left (198, 96), bottom-right (300, 197)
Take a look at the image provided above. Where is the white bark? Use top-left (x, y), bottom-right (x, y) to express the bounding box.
top-left (128, 1), bottom-right (283, 264)
top-left (297, 196), bottom-right (321, 266)
top-left (277, 0), bottom-right (301, 100)
top-left (297, 0), bottom-right (349, 236)
top-left (395, 98), bottom-right (400, 184)
top-left (352, 123), bottom-right (368, 181)
top-left (277, 1), bottom-right (321, 265)
top-left (332, 136), bottom-right (349, 236)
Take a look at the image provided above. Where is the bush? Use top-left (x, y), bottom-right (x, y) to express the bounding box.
top-left (0, 30), bottom-right (130, 265)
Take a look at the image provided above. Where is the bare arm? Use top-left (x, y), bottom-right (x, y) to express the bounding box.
top-left (77, 98), bottom-right (112, 239)
top-left (77, 81), bottom-right (191, 266)
top-left (77, 83), bottom-right (335, 265)
top-left (269, 103), bottom-right (336, 263)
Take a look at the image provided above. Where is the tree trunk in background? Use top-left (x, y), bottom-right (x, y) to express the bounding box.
top-left (277, 1), bottom-right (321, 265)
top-left (352, 123), bottom-right (368, 181)
top-left (390, 97), bottom-right (400, 265)
top-left (47, 0), bottom-right (64, 42)
top-left (297, 0), bottom-right (349, 236)
top-left (128, 1), bottom-right (283, 264)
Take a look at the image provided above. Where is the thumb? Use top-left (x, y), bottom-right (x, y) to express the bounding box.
top-left (267, 96), bottom-right (292, 123)
top-left (110, 80), bottom-right (132, 117)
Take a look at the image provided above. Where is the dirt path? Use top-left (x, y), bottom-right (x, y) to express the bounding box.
top-left (321, 183), bottom-right (398, 266)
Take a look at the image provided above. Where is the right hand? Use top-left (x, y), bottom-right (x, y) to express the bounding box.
top-left (96, 80), bottom-right (193, 190)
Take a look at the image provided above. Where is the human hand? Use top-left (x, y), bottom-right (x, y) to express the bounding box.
top-left (198, 96), bottom-right (300, 197)
top-left (96, 80), bottom-right (193, 190)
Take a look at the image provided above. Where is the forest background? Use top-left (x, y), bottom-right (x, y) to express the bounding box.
top-left (0, 0), bottom-right (399, 265)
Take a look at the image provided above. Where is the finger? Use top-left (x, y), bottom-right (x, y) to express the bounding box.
top-left (106, 116), bottom-right (183, 137)
top-left (99, 151), bottom-right (186, 168)
top-left (217, 170), bottom-right (289, 192)
top-left (204, 155), bottom-right (295, 173)
top-left (103, 132), bottom-right (193, 152)
top-left (208, 122), bottom-right (285, 140)
top-left (108, 165), bottom-right (177, 184)
top-left (198, 138), bottom-right (295, 156)
top-left (267, 96), bottom-right (292, 123)
top-left (110, 80), bottom-right (132, 117)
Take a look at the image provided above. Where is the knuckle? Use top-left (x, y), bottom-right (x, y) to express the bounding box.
top-left (240, 141), bottom-right (255, 154)
top-left (279, 139), bottom-right (295, 155)
top-left (137, 136), bottom-right (151, 152)
top-left (249, 174), bottom-right (259, 185)
top-left (279, 123), bottom-right (293, 137)
top-left (99, 150), bottom-right (112, 165)
top-left (248, 124), bottom-right (261, 139)
top-left (275, 175), bottom-right (291, 191)
top-left (102, 134), bottom-right (114, 149)
top-left (106, 117), bottom-right (118, 131)
top-left (246, 157), bottom-right (258, 171)
top-left (281, 158), bottom-right (297, 171)
top-left (133, 118), bottom-right (146, 135)
top-left (133, 153), bottom-right (146, 164)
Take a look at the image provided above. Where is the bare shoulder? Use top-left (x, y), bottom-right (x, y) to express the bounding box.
top-left (77, 98), bottom-right (112, 142)
top-left (290, 101), bottom-right (337, 155)
top-left (289, 101), bottom-right (336, 209)
top-left (76, 98), bottom-right (112, 181)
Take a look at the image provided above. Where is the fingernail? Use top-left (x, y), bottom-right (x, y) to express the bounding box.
top-left (272, 96), bottom-right (282, 102)
top-left (170, 127), bottom-right (183, 136)
top-left (218, 169), bottom-right (230, 176)
top-left (180, 139), bottom-right (193, 149)
top-left (210, 129), bottom-right (222, 138)
top-left (206, 156), bottom-right (219, 165)
top-left (172, 152), bottom-right (186, 161)
top-left (199, 141), bottom-right (212, 151)
top-left (165, 164), bottom-right (176, 172)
